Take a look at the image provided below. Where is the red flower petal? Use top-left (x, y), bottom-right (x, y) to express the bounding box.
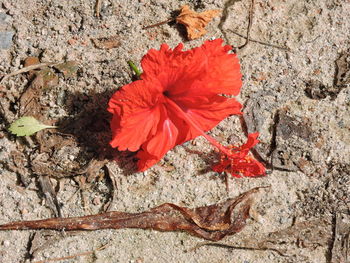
top-left (177, 96), bottom-right (242, 133)
top-left (145, 106), bottom-right (179, 159)
top-left (135, 149), bottom-right (158, 172)
top-left (108, 80), bottom-right (161, 151)
top-left (200, 39), bottom-right (242, 96)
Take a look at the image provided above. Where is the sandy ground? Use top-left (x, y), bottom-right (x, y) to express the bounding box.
top-left (0, 0), bottom-right (349, 262)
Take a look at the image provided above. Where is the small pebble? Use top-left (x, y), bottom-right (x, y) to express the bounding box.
top-left (0, 31), bottom-right (14, 49)
top-left (3, 240), bottom-right (10, 247)
top-left (0, 13), bottom-right (12, 23)
top-left (21, 208), bottom-right (29, 215)
top-left (92, 196), bottom-right (101, 205)
top-left (56, 90), bottom-right (66, 106)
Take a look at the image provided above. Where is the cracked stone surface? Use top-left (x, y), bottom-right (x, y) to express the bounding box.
top-left (0, 0), bottom-right (349, 262)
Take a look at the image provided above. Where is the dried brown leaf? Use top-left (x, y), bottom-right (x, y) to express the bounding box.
top-left (54, 61), bottom-right (79, 79)
top-left (19, 80), bottom-right (43, 119)
top-left (37, 68), bottom-right (59, 90)
top-left (8, 150), bottom-right (30, 186)
top-left (335, 50), bottom-right (350, 87)
top-left (19, 63), bottom-right (58, 120)
top-left (104, 163), bottom-right (118, 211)
top-left (32, 132), bottom-right (86, 178)
top-left (252, 218), bottom-right (332, 249)
top-left (176, 5), bottom-right (220, 40)
top-left (85, 159), bottom-right (108, 183)
top-left (0, 187), bottom-right (263, 241)
top-left (29, 231), bottom-right (63, 259)
top-left (36, 131), bottom-right (76, 154)
top-left (31, 153), bottom-right (67, 178)
top-left (331, 213), bottom-right (350, 263)
top-left (38, 175), bottom-right (61, 217)
top-left (92, 36), bottom-right (121, 49)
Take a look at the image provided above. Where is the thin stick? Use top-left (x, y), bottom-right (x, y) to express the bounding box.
top-left (229, 29), bottom-right (290, 51)
top-left (0, 62), bottom-right (59, 84)
top-left (192, 242), bottom-right (288, 257)
top-left (31, 243), bottom-right (109, 263)
top-left (95, 0), bottom-right (102, 18)
top-left (238, 0), bottom-right (255, 49)
top-left (65, 187), bottom-right (81, 204)
top-left (142, 18), bottom-right (175, 30)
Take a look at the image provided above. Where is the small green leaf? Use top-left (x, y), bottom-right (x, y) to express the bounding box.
top-left (9, 116), bottom-right (57, 136)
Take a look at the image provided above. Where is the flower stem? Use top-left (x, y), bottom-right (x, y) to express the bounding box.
top-left (164, 97), bottom-right (232, 156)
top-left (127, 61), bottom-right (142, 78)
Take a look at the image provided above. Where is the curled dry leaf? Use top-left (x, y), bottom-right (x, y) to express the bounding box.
top-left (176, 5), bottom-right (220, 40)
top-left (0, 187), bottom-right (263, 241)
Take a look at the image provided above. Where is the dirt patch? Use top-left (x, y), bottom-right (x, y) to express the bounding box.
top-left (0, 0), bottom-right (349, 262)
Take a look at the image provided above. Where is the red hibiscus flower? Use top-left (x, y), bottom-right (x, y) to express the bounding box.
top-left (212, 133), bottom-right (266, 178)
top-left (108, 39), bottom-right (243, 171)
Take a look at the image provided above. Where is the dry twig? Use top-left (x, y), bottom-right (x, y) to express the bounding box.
top-left (95, 0), bottom-right (102, 18)
top-left (229, 28), bottom-right (290, 51)
top-left (192, 242), bottom-right (288, 257)
top-left (142, 18), bottom-right (175, 30)
top-left (31, 243), bottom-right (109, 263)
top-left (0, 62), bottom-right (61, 84)
top-left (238, 0), bottom-right (255, 49)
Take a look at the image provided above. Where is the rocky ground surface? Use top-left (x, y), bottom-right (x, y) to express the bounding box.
top-left (0, 0), bottom-right (349, 262)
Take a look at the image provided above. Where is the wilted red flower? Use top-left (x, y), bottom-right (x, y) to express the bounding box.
top-left (212, 133), bottom-right (266, 178)
top-left (108, 39), bottom-right (242, 171)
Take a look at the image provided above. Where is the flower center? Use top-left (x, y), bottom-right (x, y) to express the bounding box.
top-left (162, 90), bottom-right (170, 97)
